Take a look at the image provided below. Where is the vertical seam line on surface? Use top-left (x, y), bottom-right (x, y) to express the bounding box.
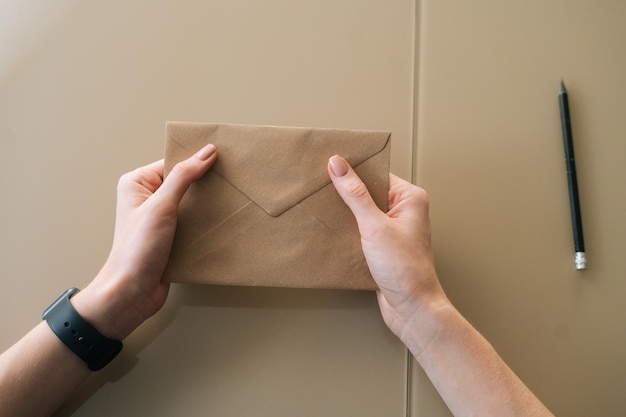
top-left (410, 0), bottom-right (422, 187)
top-left (407, 0), bottom-right (423, 415)
top-left (405, 348), bottom-right (413, 417)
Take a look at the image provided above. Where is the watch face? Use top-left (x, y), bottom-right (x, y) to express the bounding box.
top-left (42, 288), bottom-right (80, 319)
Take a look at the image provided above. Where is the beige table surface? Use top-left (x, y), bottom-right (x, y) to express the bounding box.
top-left (3, 1), bottom-right (625, 416)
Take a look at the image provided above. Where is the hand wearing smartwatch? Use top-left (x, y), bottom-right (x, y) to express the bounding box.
top-left (0, 145), bottom-right (218, 417)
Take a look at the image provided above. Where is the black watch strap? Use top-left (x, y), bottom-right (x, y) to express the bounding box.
top-left (42, 288), bottom-right (123, 371)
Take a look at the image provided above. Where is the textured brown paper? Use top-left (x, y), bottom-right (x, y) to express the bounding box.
top-left (163, 122), bottom-right (391, 290)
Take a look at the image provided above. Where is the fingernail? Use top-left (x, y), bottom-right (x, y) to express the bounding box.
top-left (329, 155), bottom-right (349, 177)
top-left (195, 144), bottom-right (216, 161)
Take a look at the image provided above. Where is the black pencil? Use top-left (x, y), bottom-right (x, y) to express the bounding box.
top-left (558, 78), bottom-right (586, 270)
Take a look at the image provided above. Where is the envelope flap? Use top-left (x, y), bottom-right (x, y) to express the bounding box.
top-left (167, 122), bottom-right (390, 216)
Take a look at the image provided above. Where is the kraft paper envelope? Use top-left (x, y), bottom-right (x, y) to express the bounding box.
top-left (163, 122), bottom-right (391, 290)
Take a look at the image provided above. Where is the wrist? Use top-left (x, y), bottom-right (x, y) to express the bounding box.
top-left (70, 276), bottom-right (139, 341)
top-left (42, 288), bottom-right (123, 371)
top-left (397, 297), bottom-right (459, 360)
top-left (382, 287), bottom-right (455, 355)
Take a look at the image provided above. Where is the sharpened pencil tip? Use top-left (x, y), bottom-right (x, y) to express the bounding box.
top-left (559, 77), bottom-right (567, 94)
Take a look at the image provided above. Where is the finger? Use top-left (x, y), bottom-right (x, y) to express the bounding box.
top-left (328, 155), bottom-right (382, 226)
top-left (153, 144), bottom-right (217, 206)
top-left (389, 179), bottom-right (430, 219)
top-left (142, 159), bottom-right (166, 175)
top-left (116, 160), bottom-right (166, 212)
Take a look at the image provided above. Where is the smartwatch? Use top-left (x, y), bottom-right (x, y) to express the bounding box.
top-left (42, 288), bottom-right (123, 371)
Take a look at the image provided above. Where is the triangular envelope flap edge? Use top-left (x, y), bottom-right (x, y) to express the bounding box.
top-left (167, 122), bottom-right (390, 217)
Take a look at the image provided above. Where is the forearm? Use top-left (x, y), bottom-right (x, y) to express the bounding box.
top-left (0, 281), bottom-right (132, 417)
top-left (0, 321), bottom-right (91, 417)
top-left (402, 302), bottom-right (554, 417)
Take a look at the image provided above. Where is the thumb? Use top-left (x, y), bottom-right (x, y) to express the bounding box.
top-left (328, 155), bottom-right (383, 226)
top-left (154, 144), bottom-right (217, 207)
